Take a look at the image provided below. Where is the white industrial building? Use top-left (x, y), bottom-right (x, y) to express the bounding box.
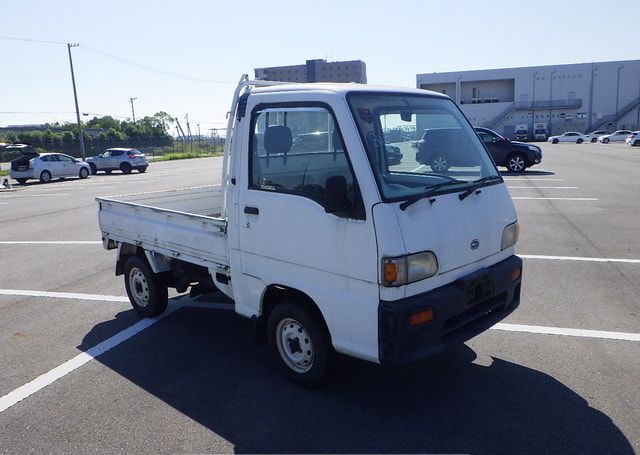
top-left (417, 60), bottom-right (640, 138)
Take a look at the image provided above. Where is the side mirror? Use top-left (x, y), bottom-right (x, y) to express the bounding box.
top-left (324, 175), bottom-right (350, 215)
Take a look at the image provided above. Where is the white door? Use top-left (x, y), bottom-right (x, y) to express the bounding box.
top-left (58, 154), bottom-right (77, 176)
top-left (234, 104), bottom-right (379, 358)
top-left (48, 154), bottom-right (66, 177)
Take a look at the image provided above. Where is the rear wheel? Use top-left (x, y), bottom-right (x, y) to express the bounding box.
top-left (430, 155), bottom-right (449, 173)
top-left (16, 178), bottom-right (28, 184)
top-left (39, 170), bottom-right (52, 183)
top-left (267, 301), bottom-right (332, 386)
top-left (89, 163), bottom-right (97, 175)
top-left (79, 167), bottom-right (89, 179)
top-left (123, 255), bottom-right (168, 317)
top-left (552, 138), bottom-right (559, 144)
top-left (634, 140), bottom-right (640, 146)
top-left (138, 167), bottom-right (147, 173)
top-left (506, 153), bottom-right (528, 173)
top-left (120, 162), bottom-right (132, 174)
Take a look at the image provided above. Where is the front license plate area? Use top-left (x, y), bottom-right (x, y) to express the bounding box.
top-left (463, 274), bottom-right (494, 308)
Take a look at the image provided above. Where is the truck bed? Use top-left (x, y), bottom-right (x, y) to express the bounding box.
top-left (96, 185), bottom-right (228, 269)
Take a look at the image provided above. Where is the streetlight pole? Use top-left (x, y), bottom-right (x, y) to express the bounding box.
top-left (67, 43), bottom-right (86, 160)
top-left (129, 97), bottom-right (137, 124)
top-left (588, 64), bottom-right (597, 132)
top-left (615, 65), bottom-right (624, 129)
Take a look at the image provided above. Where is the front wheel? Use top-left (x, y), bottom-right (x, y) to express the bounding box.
top-left (267, 301), bottom-right (332, 386)
top-left (552, 139), bottom-right (559, 144)
top-left (39, 170), bottom-right (52, 183)
top-left (89, 163), bottom-right (97, 175)
top-left (506, 153), bottom-right (528, 173)
top-left (591, 137), bottom-right (598, 143)
top-left (634, 140), bottom-right (640, 146)
top-left (120, 162), bottom-right (132, 174)
top-left (79, 167), bottom-right (89, 179)
top-left (430, 155), bottom-right (449, 173)
top-left (123, 255), bottom-right (168, 317)
top-left (603, 138), bottom-right (610, 144)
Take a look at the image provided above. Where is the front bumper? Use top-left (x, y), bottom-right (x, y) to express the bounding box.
top-left (379, 255), bottom-right (522, 366)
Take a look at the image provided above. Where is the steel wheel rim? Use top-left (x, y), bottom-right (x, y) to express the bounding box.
top-left (276, 318), bottom-right (314, 373)
top-left (128, 267), bottom-right (150, 307)
top-left (432, 157), bottom-right (447, 172)
top-left (509, 156), bottom-right (525, 172)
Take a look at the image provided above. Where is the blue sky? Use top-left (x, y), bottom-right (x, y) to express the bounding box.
top-left (1, 0), bottom-right (636, 132)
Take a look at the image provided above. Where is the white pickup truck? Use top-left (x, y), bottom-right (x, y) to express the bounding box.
top-left (97, 76), bottom-right (522, 385)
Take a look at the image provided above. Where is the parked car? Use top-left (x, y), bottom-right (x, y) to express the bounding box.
top-left (474, 127), bottom-right (542, 173)
top-left (598, 130), bottom-right (633, 143)
top-left (385, 143), bottom-right (403, 165)
top-left (415, 127), bottom-right (479, 171)
top-left (587, 130), bottom-right (610, 142)
top-left (625, 131), bottom-right (640, 146)
top-left (547, 132), bottom-right (589, 144)
top-left (10, 151), bottom-right (90, 184)
top-left (86, 148), bottom-right (148, 174)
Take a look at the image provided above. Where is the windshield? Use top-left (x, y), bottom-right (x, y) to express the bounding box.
top-left (347, 92), bottom-right (500, 201)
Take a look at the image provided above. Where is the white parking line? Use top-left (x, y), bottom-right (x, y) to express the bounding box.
top-left (0, 289), bottom-right (128, 302)
top-left (0, 193), bottom-right (71, 197)
top-left (512, 197), bottom-right (598, 201)
top-left (507, 186), bottom-right (578, 189)
top-left (411, 164), bottom-right (425, 172)
top-left (492, 323), bottom-right (640, 341)
top-left (0, 241), bottom-right (102, 245)
top-left (521, 254), bottom-right (640, 264)
top-left (0, 298), bottom-right (231, 413)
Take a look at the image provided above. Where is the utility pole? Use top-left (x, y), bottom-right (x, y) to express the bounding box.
top-left (531, 71), bottom-right (538, 132)
top-left (129, 97), bottom-right (138, 124)
top-left (588, 64), bottom-right (597, 132)
top-left (67, 43), bottom-right (86, 160)
top-left (549, 69), bottom-right (556, 136)
top-left (615, 65), bottom-right (624, 129)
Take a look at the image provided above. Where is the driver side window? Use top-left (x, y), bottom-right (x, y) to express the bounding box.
top-left (249, 106), bottom-right (362, 218)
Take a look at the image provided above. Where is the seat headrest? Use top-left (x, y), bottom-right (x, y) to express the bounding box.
top-left (264, 125), bottom-right (292, 155)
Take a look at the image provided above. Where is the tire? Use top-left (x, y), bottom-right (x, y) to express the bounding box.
top-left (138, 167), bottom-right (147, 173)
top-left (634, 140), bottom-right (640, 147)
top-left (430, 155), bottom-right (449, 172)
top-left (89, 163), bottom-right (97, 175)
top-left (506, 153), bottom-right (528, 173)
top-left (79, 167), bottom-right (89, 179)
top-left (267, 301), bottom-right (332, 386)
top-left (603, 138), bottom-right (610, 144)
top-left (123, 255), bottom-right (168, 317)
top-left (39, 170), bottom-right (52, 183)
top-left (552, 139), bottom-right (559, 144)
top-left (576, 138), bottom-right (583, 144)
top-left (591, 137), bottom-right (597, 143)
top-left (105, 169), bottom-right (113, 175)
top-left (16, 178), bottom-right (28, 184)
top-left (120, 162), bottom-right (132, 174)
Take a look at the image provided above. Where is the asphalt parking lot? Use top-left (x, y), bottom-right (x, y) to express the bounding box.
top-left (1, 143), bottom-right (639, 454)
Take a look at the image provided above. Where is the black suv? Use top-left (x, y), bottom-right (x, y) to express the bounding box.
top-left (474, 127), bottom-right (542, 173)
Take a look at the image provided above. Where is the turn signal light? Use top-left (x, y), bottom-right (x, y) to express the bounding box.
top-left (384, 262), bottom-right (398, 283)
top-left (511, 267), bottom-right (521, 281)
top-left (410, 309), bottom-right (434, 326)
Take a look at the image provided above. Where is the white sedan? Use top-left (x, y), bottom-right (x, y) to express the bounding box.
top-left (626, 131), bottom-right (640, 146)
top-left (10, 152), bottom-right (91, 184)
top-left (598, 130), bottom-right (633, 143)
top-left (547, 132), bottom-right (589, 144)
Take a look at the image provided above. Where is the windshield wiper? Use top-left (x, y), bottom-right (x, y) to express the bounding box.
top-left (458, 175), bottom-right (503, 201)
top-left (399, 179), bottom-right (467, 210)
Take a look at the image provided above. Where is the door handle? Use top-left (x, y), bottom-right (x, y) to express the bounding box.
top-left (244, 206), bottom-right (259, 215)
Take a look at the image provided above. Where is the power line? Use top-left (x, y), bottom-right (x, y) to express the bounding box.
top-left (0, 35), bottom-right (67, 45)
top-left (80, 45), bottom-right (235, 84)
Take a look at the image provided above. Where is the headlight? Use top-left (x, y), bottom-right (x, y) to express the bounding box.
top-left (501, 222), bottom-right (519, 250)
top-left (382, 251), bottom-right (438, 286)
top-left (527, 145), bottom-right (539, 152)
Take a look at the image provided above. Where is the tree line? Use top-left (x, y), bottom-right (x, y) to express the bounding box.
top-left (0, 112), bottom-right (175, 156)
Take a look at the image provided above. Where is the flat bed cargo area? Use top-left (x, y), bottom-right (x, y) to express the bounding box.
top-left (97, 186), bottom-right (228, 269)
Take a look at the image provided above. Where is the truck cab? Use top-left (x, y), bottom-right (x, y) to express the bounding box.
top-left (98, 77), bottom-right (522, 385)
